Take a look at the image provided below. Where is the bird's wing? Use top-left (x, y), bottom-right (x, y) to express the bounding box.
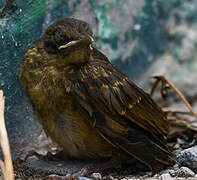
top-left (65, 57), bottom-right (175, 170)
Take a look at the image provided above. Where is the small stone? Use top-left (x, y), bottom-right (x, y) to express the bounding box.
top-left (168, 170), bottom-right (176, 177)
top-left (175, 167), bottom-right (195, 177)
top-left (187, 178), bottom-right (197, 180)
top-left (91, 173), bottom-right (102, 180)
top-left (77, 177), bottom-right (92, 180)
top-left (173, 163), bottom-right (179, 170)
top-left (153, 173), bottom-right (160, 178)
top-left (160, 173), bottom-right (174, 180)
top-left (107, 176), bottom-right (115, 180)
top-left (57, 163), bottom-right (62, 167)
top-left (176, 146), bottom-right (197, 173)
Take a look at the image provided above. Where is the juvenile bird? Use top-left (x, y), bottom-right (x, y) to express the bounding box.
top-left (19, 18), bottom-right (175, 175)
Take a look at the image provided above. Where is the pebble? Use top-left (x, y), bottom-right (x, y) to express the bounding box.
top-left (168, 170), bottom-right (176, 177)
top-left (160, 173), bottom-right (174, 180)
top-left (174, 167), bottom-right (195, 177)
top-left (104, 175), bottom-right (118, 180)
top-left (175, 146), bottom-right (197, 173)
top-left (91, 173), bottom-right (102, 180)
top-left (187, 178), bottom-right (197, 180)
top-left (108, 175), bottom-right (115, 180)
top-left (77, 177), bottom-right (92, 180)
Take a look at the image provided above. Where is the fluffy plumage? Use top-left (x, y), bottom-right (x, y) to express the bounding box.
top-left (19, 18), bottom-right (175, 172)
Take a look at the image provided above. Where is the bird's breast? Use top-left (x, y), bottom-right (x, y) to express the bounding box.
top-left (19, 62), bottom-right (114, 159)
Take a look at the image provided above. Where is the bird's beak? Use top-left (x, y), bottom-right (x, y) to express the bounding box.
top-left (89, 36), bottom-right (94, 50)
top-left (58, 35), bottom-right (94, 50)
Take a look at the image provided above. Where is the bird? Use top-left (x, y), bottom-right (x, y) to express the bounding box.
top-left (18, 18), bottom-right (175, 175)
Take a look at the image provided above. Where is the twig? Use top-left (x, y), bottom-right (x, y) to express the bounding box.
top-left (163, 108), bottom-right (194, 116)
top-left (0, 90), bottom-right (14, 180)
top-left (167, 115), bottom-right (197, 131)
top-left (0, 160), bottom-right (6, 177)
top-left (150, 78), bottom-right (160, 96)
top-left (151, 76), bottom-right (197, 119)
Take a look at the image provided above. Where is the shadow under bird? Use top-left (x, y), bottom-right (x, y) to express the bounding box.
top-left (18, 18), bottom-right (175, 177)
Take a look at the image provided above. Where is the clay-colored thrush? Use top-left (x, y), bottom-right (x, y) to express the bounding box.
top-left (19, 18), bottom-right (175, 173)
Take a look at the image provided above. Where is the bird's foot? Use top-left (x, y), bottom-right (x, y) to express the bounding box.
top-left (25, 150), bottom-right (68, 161)
top-left (43, 168), bottom-right (89, 180)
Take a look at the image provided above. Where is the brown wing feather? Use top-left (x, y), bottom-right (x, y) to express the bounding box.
top-left (65, 51), bottom-right (175, 170)
top-left (87, 57), bottom-right (167, 137)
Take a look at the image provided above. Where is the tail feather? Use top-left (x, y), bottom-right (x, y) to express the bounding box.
top-left (98, 128), bottom-right (175, 171)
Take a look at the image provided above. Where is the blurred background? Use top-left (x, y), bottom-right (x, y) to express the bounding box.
top-left (0, 0), bottom-right (197, 158)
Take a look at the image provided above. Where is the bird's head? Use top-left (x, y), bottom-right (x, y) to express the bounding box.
top-left (42, 18), bottom-right (94, 65)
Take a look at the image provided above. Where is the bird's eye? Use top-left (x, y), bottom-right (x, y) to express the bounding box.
top-left (81, 23), bottom-right (89, 33)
